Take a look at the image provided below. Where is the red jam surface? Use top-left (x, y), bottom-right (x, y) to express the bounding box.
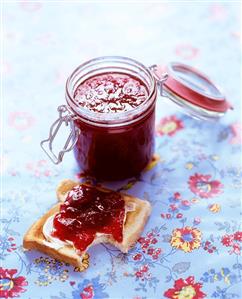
top-left (72, 72), bottom-right (156, 180)
top-left (52, 185), bottom-right (125, 252)
top-left (74, 73), bottom-right (148, 113)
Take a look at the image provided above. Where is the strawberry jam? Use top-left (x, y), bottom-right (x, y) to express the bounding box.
top-left (52, 185), bottom-right (125, 252)
top-left (74, 73), bottom-right (148, 113)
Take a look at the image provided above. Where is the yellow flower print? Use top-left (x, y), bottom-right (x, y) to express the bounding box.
top-left (211, 155), bottom-right (220, 161)
top-left (185, 162), bottom-right (194, 170)
top-left (191, 198), bottom-right (199, 203)
top-left (74, 253), bottom-right (90, 272)
top-left (177, 285), bottom-right (196, 299)
top-left (145, 154), bottom-right (161, 171)
top-left (208, 203), bottom-right (221, 213)
top-left (170, 226), bottom-right (202, 253)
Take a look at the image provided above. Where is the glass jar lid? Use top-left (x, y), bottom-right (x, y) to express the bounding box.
top-left (151, 62), bottom-right (233, 120)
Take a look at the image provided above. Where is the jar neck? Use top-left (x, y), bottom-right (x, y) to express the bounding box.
top-left (65, 56), bottom-right (157, 128)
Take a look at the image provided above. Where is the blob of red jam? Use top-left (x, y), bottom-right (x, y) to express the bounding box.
top-left (72, 72), bottom-right (156, 180)
top-left (52, 185), bottom-right (125, 252)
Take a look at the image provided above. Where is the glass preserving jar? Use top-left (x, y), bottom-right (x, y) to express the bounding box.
top-left (41, 56), bottom-right (232, 180)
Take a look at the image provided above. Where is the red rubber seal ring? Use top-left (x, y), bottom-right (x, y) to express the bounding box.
top-left (163, 64), bottom-right (232, 113)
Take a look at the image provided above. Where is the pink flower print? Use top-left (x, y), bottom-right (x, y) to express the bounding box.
top-left (175, 44), bottom-right (199, 60)
top-left (8, 112), bottom-right (35, 131)
top-left (230, 243), bottom-right (241, 255)
top-left (230, 122), bottom-right (242, 144)
top-left (36, 32), bottom-right (56, 46)
top-left (210, 4), bottom-right (227, 21)
top-left (231, 31), bottom-right (241, 40)
top-left (2, 62), bottom-right (12, 75)
top-left (19, 1), bottom-right (42, 12)
top-left (156, 115), bottom-right (184, 137)
top-left (5, 32), bottom-right (16, 41)
top-left (26, 160), bottom-right (55, 178)
top-left (55, 69), bottom-right (69, 85)
top-left (193, 217), bottom-right (201, 225)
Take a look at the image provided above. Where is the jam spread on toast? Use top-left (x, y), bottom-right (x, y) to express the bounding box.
top-left (52, 185), bottom-right (125, 252)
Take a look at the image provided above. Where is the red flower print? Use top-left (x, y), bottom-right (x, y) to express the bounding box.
top-left (161, 213), bottom-right (173, 219)
top-left (8, 112), bottom-right (35, 131)
top-left (221, 232), bottom-right (242, 255)
top-left (133, 253), bottom-right (142, 261)
top-left (221, 234), bottom-right (234, 247)
top-left (174, 192), bottom-right (181, 200)
top-left (170, 204), bottom-right (178, 211)
top-left (181, 200), bottom-right (190, 207)
top-left (81, 284), bottom-right (94, 299)
top-left (203, 240), bottom-right (217, 254)
top-left (188, 173), bottom-right (223, 198)
top-left (69, 281), bottom-right (76, 286)
top-left (0, 236), bottom-right (17, 253)
top-left (135, 230), bottom-right (163, 261)
top-left (134, 265), bottom-right (151, 281)
top-left (164, 276), bottom-right (206, 299)
top-left (234, 231), bottom-right (242, 242)
top-left (0, 267), bottom-right (28, 298)
top-left (175, 44), bottom-right (199, 60)
top-left (156, 115), bottom-right (184, 137)
top-left (164, 192), bottom-right (194, 220)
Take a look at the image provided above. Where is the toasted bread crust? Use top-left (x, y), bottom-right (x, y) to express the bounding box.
top-left (56, 179), bottom-right (79, 202)
top-left (23, 203), bottom-right (86, 267)
top-left (23, 180), bottom-right (151, 267)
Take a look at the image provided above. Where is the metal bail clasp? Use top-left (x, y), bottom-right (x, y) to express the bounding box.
top-left (149, 64), bottom-right (168, 96)
top-left (40, 105), bottom-right (80, 164)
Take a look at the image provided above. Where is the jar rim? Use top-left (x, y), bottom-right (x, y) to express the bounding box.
top-left (65, 56), bottom-right (157, 127)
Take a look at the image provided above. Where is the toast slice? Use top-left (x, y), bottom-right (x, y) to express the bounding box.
top-left (23, 180), bottom-right (151, 268)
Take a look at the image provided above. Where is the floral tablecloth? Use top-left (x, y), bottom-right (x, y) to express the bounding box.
top-left (1, 1), bottom-right (241, 299)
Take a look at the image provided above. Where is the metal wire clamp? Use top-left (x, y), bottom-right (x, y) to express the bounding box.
top-left (40, 105), bottom-right (80, 164)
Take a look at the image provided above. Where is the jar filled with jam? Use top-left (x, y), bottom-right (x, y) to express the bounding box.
top-left (41, 56), bottom-right (232, 180)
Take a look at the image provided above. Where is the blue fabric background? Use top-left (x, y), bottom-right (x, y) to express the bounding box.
top-left (1, 1), bottom-right (241, 298)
